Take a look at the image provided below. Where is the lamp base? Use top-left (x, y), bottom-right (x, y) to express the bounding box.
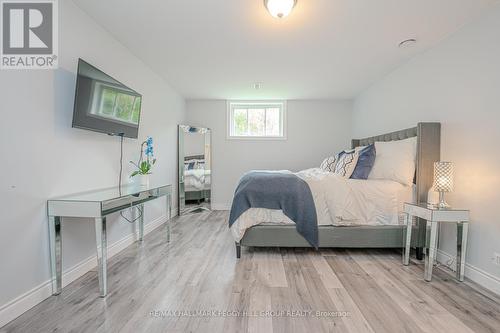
top-left (437, 192), bottom-right (450, 209)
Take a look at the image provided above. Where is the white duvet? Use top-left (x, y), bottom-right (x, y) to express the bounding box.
top-left (184, 169), bottom-right (211, 191)
top-left (230, 168), bottom-right (414, 242)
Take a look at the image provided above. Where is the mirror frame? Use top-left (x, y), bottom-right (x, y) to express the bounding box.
top-left (178, 125), bottom-right (212, 215)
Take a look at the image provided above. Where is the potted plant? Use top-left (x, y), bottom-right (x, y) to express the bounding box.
top-left (130, 136), bottom-right (156, 186)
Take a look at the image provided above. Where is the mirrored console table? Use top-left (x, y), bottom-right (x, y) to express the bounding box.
top-left (47, 183), bottom-right (172, 297)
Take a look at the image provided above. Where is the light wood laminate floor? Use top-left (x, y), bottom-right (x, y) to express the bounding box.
top-left (3, 211), bottom-right (500, 333)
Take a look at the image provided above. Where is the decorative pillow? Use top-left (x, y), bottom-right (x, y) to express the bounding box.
top-left (194, 160), bottom-right (205, 170)
top-left (351, 144), bottom-right (376, 180)
top-left (334, 149), bottom-right (359, 178)
top-left (368, 137), bottom-right (417, 186)
top-left (320, 155), bottom-right (339, 172)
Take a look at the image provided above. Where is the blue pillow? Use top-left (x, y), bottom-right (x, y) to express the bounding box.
top-left (350, 144), bottom-right (376, 180)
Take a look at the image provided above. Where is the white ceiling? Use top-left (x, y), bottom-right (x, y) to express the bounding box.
top-left (73, 0), bottom-right (495, 99)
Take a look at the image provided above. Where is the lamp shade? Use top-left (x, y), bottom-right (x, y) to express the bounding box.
top-left (264, 0), bottom-right (297, 18)
top-left (433, 162), bottom-right (454, 192)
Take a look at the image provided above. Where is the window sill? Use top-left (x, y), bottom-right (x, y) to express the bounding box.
top-left (226, 135), bottom-right (287, 141)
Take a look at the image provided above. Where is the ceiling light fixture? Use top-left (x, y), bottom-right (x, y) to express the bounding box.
top-left (264, 0), bottom-right (297, 19)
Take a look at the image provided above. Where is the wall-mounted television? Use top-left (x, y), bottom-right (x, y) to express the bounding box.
top-left (72, 59), bottom-right (142, 139)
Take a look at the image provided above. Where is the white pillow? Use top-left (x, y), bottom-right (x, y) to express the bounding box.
top-left (368, 137), bottom-right (417, 186)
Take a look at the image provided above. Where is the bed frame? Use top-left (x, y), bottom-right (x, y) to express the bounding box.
top-left (236, 122), bottom-right (441, 259)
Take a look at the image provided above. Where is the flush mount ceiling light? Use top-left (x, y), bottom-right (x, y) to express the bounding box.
top-left (264, 0), bottom-right (297, 18)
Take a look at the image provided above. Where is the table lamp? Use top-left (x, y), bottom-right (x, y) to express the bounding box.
top-left (433, 161), bottom-right (454, 209)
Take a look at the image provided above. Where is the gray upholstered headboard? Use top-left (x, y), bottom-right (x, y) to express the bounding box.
top-left (352, 123), bottom-right (441, 255)
top-left (185, 155), bottom-right (205, 161)
top-left (352, 127), bottom-right (417, 148)
top-left (351, 122), bottom-right (441, 206)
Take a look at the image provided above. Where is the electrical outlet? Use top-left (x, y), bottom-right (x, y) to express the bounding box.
top-left (494, 253), bottom-right (500, 266)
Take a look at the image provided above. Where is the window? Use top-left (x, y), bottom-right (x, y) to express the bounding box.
top-left (227, 101), bottom-right (286, 139)
top-left (90, 82), bottom-right (142, 125)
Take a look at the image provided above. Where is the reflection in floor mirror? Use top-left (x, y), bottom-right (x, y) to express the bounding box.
top-left (178, 125), bottom-right (212, 215)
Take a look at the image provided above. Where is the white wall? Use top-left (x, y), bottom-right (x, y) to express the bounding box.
top-left (184, 132), bottom-right (205, 156)
top-left (353, 6), bottom-right (500, 292)
top-left (186, 100), bottom-right (353, 208)
top-left (0, 0), bottom-right (184, 324)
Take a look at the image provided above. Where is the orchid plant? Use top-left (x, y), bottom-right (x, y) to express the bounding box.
top-left (130, 136), bottom-right (156, 178)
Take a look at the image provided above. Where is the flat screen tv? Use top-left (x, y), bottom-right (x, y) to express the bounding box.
top-left (72, 59), bottom-right (142, 138)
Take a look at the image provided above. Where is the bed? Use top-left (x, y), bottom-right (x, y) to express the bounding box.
top-left (232, 122), bottom-right (441, 259)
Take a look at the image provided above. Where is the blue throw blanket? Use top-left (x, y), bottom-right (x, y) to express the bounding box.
top-left (228, 171), bottom-right (318, 248)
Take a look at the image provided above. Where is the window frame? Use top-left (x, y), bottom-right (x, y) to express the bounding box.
top-left (226, 100), bottom-right (287, 140)
top-left (90, 81), bottom-right (142, 125)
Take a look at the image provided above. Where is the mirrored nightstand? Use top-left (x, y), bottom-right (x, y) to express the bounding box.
top-left (402, 203), bottom-right (470, 282)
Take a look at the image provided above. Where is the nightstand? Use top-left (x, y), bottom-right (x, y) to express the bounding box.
top-left (403, 203), bottom-right (470, 282)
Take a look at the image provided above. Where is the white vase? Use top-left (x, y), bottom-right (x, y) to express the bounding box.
top-left (138, 174), bottom-right (150, 187)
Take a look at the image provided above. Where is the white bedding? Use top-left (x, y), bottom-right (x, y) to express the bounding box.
top-left (230, 168), bottom-right (415, 242)
top-left (184, 169), bottom-right (211, 191)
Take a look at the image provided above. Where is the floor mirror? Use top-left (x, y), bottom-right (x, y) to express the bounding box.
top-left (178, 125), bottom-right (211, 215)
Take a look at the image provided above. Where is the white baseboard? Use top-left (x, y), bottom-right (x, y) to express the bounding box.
top-left (437, 249), bottom-right (500, 296)
top-left (0, 211), bottom-right (177, 329)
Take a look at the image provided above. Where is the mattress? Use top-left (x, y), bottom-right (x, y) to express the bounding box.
top-left (231, 174), bottom-right (415, 242)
